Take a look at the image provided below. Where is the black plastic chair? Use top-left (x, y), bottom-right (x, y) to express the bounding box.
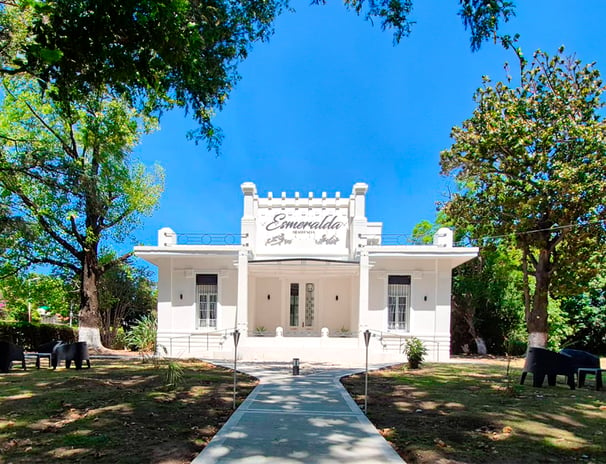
top-left (0, 341), bottom-right (27, 373)
top-left (36, 340), bottom-right (64, 368)
top-left (559, 348), bottom-right (600, 370)
top-left (520, 347), bottom-right (575, 389)
top-left (52, 342), bottom-right (91, 370)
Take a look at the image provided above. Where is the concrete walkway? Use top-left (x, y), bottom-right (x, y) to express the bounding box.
top-left (192, 362), bottom-right (405, 464)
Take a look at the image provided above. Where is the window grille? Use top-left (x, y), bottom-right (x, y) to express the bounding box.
top-left (197, 274), bottom-right (218, 328)
top-left (388, 275), bottom-right (410, 330)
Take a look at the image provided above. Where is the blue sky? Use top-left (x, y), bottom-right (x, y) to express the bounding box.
top-left (132, 0), bottom-right (606, 249)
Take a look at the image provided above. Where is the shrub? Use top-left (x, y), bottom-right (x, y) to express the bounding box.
top-left (0, 321), bottom-right (76, 350)
top-left (403, 337), bottom-right (428, 369)
top-left (125, 314), bottom-right (157, 358)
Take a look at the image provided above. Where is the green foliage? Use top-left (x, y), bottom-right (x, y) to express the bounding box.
top-left (0, 273), bottom-right (76, 322)
top-left (98, 263), bottom-right (156, 348)
top-left (0, 320), bottom-right (76, 350)
top-left (403, 337), bottom-right (427, 369)
top-left (560, 274), bottom-right (606, 354)
top-left (545, 299), bottom-right (573, 351)
top-left (441, 47), bottom-right (606, 345)
top-left (111, 327), bottom-right (127, 350)
top-left (164, 361), bottom-right (184, 390)
top-left (450, 241), bottom-right (526, 354)
top-left (0, 0), bottom-right (285, 151)
top-left (0, 74), bottom-right (164, 335)
top-left (0, 1), bottom-right (515, 151)
top-left (125, 314), bottom-right (157, 355)
top-left (458, 0), bottom-right (516, 52)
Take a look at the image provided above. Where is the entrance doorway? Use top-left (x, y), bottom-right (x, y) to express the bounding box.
top-left (288, 282), bottom-right (316, 335)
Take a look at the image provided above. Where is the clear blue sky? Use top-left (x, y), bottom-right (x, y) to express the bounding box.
top-left (132, 0), bottom-right (606, 249)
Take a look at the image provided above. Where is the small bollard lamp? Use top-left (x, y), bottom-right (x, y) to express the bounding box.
top-left (292, 357), bottom-right (300, 375)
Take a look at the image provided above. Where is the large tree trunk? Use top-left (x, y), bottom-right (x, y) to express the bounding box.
top-left (527, 248), bottom-right (550, 348)
top-left (78, 250), bottom-right (104, 350)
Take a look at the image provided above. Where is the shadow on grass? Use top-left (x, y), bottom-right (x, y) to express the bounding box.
top-left (0, 359), bottom-right (257, 463)
top-left (342, 362), bottom-right (606, 464)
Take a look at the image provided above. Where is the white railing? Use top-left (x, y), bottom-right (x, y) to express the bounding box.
top-left (163, 328), bottom-right (235, 356)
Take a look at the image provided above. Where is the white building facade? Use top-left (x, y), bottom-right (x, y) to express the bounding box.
top-left (135, 182), bottom-right (478, 363)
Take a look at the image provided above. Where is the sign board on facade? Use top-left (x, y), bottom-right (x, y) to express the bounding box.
top-left (257, 209), bottom-right (349, 254)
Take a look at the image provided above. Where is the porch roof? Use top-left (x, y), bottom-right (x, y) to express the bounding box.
top-left (366, 245), bottom-right (478, 268)
top-left (134, 245), bottom-right (241, 266)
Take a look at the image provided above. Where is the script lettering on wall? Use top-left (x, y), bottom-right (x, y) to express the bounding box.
top-left (258, 210), bottom-right (349, 252)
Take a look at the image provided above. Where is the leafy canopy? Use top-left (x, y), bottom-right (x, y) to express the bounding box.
top-left (0, 76), bottom-right (164, 277)
top-left (1, 0), bottom-right (516, 150)
top-left (440, 47), bottom-right (606, 344)
top-left (441, 47), bottom-right (606, 294)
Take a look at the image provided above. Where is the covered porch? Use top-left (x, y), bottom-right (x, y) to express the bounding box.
top-left (247, 258), bottom-right (360, 338)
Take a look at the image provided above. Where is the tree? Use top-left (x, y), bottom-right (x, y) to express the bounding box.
top-left (412, 216), bottom-right (525, 354)
top-left (98, 263), bottom-right (156, 348)
top-left (0, 1), bottom-right (516, 150)
top-left (0, 273), bottom-right (74, 323)
top-left (0, 76), bottom-right (163, 348)
top-left (440, 48), bottom-right (606, 348)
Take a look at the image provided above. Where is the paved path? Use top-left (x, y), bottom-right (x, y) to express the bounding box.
top-left (192, 362), bottom-right (404, 463)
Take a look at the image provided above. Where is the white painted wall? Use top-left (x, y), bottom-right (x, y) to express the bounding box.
top-left (318, 277), bottom-right (353, 334)
top-left (251, 277), bottom-right (282, 332)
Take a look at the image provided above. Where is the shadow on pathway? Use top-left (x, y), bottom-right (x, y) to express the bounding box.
top-left (192, 361), bottom-right (405, 464)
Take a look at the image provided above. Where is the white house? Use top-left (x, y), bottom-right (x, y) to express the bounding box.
top-left (135, 182), bottom-right (478, 363)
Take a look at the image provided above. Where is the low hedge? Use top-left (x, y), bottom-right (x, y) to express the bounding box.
top-left (0, 321), bottom-right (77, 351)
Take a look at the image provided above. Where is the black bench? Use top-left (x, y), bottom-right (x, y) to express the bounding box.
top-left (52, 342), bottom-right (91, 370)
top-left (0, 341), bottom-right (27, 373)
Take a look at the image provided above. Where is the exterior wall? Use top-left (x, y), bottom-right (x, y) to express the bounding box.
top-left (317, 276), bottom-right (354, 334)
top-left (365, 257), bottom-right (453, 361)
top-left (157, 255), bottom-right (238, 333)
top-left (250, 277), bottom-right (282, 333)
top-left (135, 184), bottom-right (477, 363)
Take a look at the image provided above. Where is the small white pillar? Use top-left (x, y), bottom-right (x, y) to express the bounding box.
top-left (158, 227), bottom-right (176, 246)
top-left (236, 248), bottom-right (249, 334)
top-left (433, 227), bottom-right (453, 247)
top-left (358, 250), bottom-right (370, 330)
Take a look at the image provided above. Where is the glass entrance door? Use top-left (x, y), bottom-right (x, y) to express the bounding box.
top-left (288, 282), bottom-right (315, 333)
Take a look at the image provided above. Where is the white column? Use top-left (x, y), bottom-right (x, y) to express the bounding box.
top-left (236, 248), bottom-right (249, 335)
top-left (358, 250), bottom-right (370, 333)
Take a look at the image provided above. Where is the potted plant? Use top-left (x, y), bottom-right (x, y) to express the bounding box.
top-left (254, 326), bottom-right (267, 337)
top-left (403, 337), bottom-right (427, 369)
top-left (338, 326), bottom-right (350, 337)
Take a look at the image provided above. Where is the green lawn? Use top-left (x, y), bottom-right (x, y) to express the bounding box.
top-left (2, 357), bottom-right (604, 464)
top-left (342, 359), bottom-right (606, 464)
top-left (0, 358), bottom-right (256, 463)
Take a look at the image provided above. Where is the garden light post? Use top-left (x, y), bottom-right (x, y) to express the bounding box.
top-left (232, 329), bottom-right (240, 410)
top-left (364, 329), bottom-right (371, 414)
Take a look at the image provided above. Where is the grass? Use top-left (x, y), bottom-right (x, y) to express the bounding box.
top-left (0, 358), bottom-right (257, 463)
top-left (342, 358), bottom-right (606, 464)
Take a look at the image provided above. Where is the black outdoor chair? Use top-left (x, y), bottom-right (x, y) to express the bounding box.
top-left (560, 348), bottom-right (602, 389)
top-left (559, 348), bottom-right (600, 370)
top-left (520, 347), bottom-right (576, 389)
top-left (0, 341), bottom-right (27, 373)
top-left (52, 342), bottom-right (91, 370)
top-left (36, 340), bottom-right (64, 368)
